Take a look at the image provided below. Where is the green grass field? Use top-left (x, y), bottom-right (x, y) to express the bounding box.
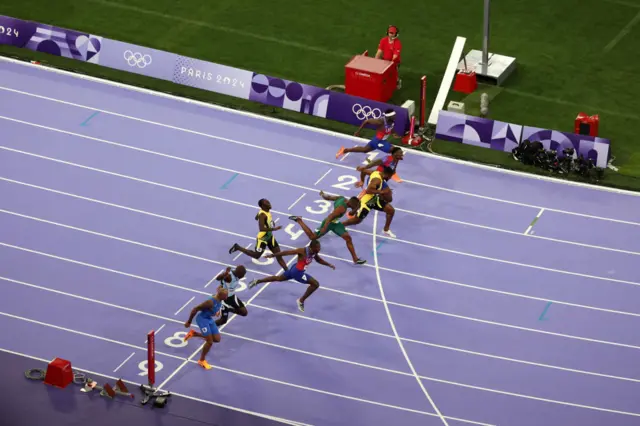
top-left (2, 0), bottom-right (640, 190)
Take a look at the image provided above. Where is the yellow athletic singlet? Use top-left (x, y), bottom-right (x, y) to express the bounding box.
top-left (256, 209), bottom-right (274, 240)
top-left (360, 171), bottom-right (383, 206)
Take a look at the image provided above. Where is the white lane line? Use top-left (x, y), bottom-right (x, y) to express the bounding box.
top-left (4, 252), bottom-right (640, 384)
top-left (4, 274), bottom-right (640, 386)
top-left (251, 302), bottom-right (640, 350)
top-left (156, 323), bottom-right (166, 335)
top-left (287, 193), bottom-right (306, 211)
top-left (113, 351), bottom-right (136, 373)
top-left (233, 243), bottom-right (252, 261)
top-left (524, 208), bottom-right (545, 235)
top-left (0, 242), bottom-right (212, 295)
top-left (0, 102), bottom-right (638, 227)
top-left (2, 160), bottom-right (639, 293)
top-left (0, 347), bottom-right (311, 426)
top-left (3, 177), bottom-right (640, 318)
top-left (4, 207), bottom-right (640, 346)
top-left (3, 150), bottom-right (640, 259)
top-left (174, 296), bottom-right (195, 316)
top-left (3, 308), bottom-right (635, 421)
top-left (145, 323), bottom-right (166, 344)
top-left (205, 269), bottom-right (225, 288)
top-left (0, 311), bottom-right (181, 360)
top-left (372, 211), bottom-right (449, 425)
top-left (0, 200), bottom-right (640, 338)
top-left (209, 363), bottom-right (495, 425)
top-left (314, 169), bottom-right (332, 186)
top-left (4, 199), bottom-right (640, 321)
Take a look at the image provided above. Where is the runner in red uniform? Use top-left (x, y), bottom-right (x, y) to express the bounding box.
top-left (247, 240), bottom-right (335, 312)
top-left (357, 146), bottom-right (404, 185)
top-left (335, 109), bottom-right (401, 159)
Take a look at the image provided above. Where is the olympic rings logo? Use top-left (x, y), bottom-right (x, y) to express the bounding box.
top-left (123, 50), bottom-right (152, 68)
top-left (352, 104), bottom-right (382, 120)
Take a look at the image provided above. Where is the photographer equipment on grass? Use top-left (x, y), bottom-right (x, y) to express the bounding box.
top-left (512, 140), bottom-right (605, 183)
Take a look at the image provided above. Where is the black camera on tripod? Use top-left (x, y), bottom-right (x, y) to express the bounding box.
top-left (511, 141), bottom-right (604, 183)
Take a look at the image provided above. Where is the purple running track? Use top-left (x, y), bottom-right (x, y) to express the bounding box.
top-left (1, 57), bottom-right (640, 426)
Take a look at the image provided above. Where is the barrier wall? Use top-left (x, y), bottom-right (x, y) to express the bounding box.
top-left (0, 15), bottom-right (409, 134)
top-left (435, 110), bottom-right (611, 168)
top-left (435, 110), bottom-right (522, 153)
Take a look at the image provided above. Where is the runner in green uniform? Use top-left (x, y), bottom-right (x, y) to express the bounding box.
top-left (289, 191), bottom-right (366, 265)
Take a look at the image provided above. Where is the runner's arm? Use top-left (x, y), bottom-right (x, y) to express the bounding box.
top-left (314, 254), bottom-right (335, 269)
top-left (365, 177), bottom-right (388, 195)
top-left (355, 118), bottom-right (383, 135)
top-left (359, 159), bottom-right (383, 170)
top-left (185, 300), bottom-right (213, 325)
top-left (215, 267), bottom-right (231, 282)
top-left (258, 214), bottom-right (281, 232)
top-left (319, 191), bottom-right (341, 202)
top-left (266, 248), bottom-right (303, 258)
top-left (359, 168), bottom-right (374, 183)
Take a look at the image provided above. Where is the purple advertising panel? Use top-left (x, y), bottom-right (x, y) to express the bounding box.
top-left (249, 73), bottom-right (330, 118)
top-left (521, 126), bottom-right (611, 168)
top-left (435, 110), bottom-right (522, 153)
top-left (0, 15), bottom-right (410, 133)
top-left (325, 91), bottom-right (409, 135)
top-left (0, 15), bottom-right (102, 63)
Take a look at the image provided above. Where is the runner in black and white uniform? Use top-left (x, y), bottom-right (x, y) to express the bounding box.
top-left (214, 265), bottom-right (248, 326)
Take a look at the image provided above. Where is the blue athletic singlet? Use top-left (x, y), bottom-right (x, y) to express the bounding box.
top-left (197, 297), bottom-right (222, 321)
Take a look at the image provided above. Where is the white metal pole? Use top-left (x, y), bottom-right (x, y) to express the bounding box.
top-left (481, 0), bottom-right (490, 75)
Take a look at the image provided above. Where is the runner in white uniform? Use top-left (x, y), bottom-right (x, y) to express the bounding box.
top-left (215, 265), bottom-right (248, 326)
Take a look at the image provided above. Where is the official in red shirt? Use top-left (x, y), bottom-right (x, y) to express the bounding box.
top-left (375, 25), bottom-right (402, 88)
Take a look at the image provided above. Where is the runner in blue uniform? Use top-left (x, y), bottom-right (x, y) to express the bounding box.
top-left (183, 285), bottom-right (228, 370)
top-left (336, 109), bottom-right (401, 158)
top-left (248, 240), bottom-right (335, 312)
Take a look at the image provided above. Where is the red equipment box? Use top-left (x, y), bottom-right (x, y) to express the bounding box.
top-left (575, 112), bottom-right (599, 137)
top-left (453, 70), bottom-right (477, 94)
top-left (345, 55), bottom-right (397, 102)
top-left (43, 357), bottom-right (74, 389)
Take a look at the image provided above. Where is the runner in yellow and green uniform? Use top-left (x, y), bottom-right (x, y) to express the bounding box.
top-left (342, 166), bottom-right (397, 238)
top-left (228, 199), bottom-right (288, 270)
top-left (289, 191), bottom-right (366, 265)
